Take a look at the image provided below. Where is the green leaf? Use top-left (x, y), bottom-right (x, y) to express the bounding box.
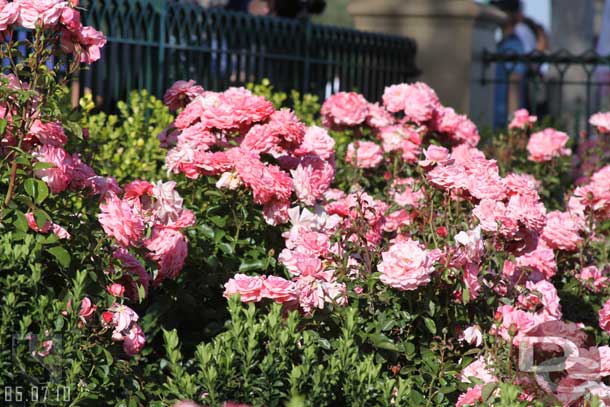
top-left (238, 260), bottom-right (264, 273)
top-left (14, 210), bottom-right (28, 232)
top-left (35, 180), bottom-right (48, 204)
top-left (0, 118), bottom-right (7, 135)
top-left (24, 178), bottom-right (36, 198)
top-left (423, 317), bottom-right (436, 335)
top-left (46, 246), bottom-right (71, 268)
top-left (34, 209), bottom-right (49, 229)
top-left (481, 383), bottom-right (498, 402)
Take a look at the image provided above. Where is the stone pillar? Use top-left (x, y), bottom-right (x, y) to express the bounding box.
top-left (550, 0), bottom-right (595, 134)
top-left (348, 0), bottom-right (505, 126)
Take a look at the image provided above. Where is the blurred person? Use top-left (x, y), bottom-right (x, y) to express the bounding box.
top-left (596, 0), bottom-right (610, 113)
top-left (491, 0), bottom-right (532, 129)
top-left (491, 0), bottom-right (548, 128)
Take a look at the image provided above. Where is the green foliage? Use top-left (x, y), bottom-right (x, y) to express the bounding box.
top-left (158, 298), bottom-right (457, 407)
top-left (83, 90), bottom-right (174, 183)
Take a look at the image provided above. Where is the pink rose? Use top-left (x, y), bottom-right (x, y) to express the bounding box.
top-left (321, 92), bottom-right (369, 128)
top-left (509, 108), bottom-right (537, 130)
top-left (262, 276), bottom-right (297, 303)
top-left (600, 299), bottom-right (610, 334)
top-left (291, 156), bottom-right (334, 206)
top-left (76, 25), bottom-right (107, 63)
top-left (377, 238), bottom-right (436, 291)
top-left (122, 323), bottom-right (146, 356)
top-left (527, 128), bottom-right (571, 162)
top-left (541, 210), bottom-right (584, 251)
top-left (32, 144), bottom-right (73, 193)
top-left (223, 274), bottom-right (265, 303)
top-left (98, 193), bottom-right (145, 247)
top-left (163, 80), bottom-right (204, 111)
top-left (144, 227), bottom-right (188, 284)
top-left (418, 145), bottom-right (451, 169)
top-left (383, 82), bottom-right (439, 124)
top-left (28, 120), bottom-right (67, 147)
top-left (106, 283), bottom-right (126, 297)
top-left (293, 125), bottom-right (335, 160)
top-left (0, 0), bottom-right (19, 31)
top-left (460, 325), bottom-right (483, 347)
top-left (590, 112), bottom-right (610, 134)
top-left (345, 141), bottom-right (383, 169)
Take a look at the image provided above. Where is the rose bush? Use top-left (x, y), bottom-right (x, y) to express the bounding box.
top-left (4, 3), bottom-right (610, 406)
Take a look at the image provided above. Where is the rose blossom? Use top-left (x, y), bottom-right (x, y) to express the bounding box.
top-left (377, 238), bottom-right (436, 291)
top-left (541, 210), bottom-right (584, 251)
top-left (527, 128), bottom-right (571, 162)
top-left (144, 227), bottom-right (188, 284)
top-left (345, 141), bottom-right (383, 169)
top-left (106, 283), bottom-right (125, 297)
top-left (223, 274), bottom-right (265, 302)
top-left (509, 108), bottom-right (537, 130)
top-left (28, 120), bottom-right (68, 147)
top-left (163, 80), bottom-right (204, 111)
top-left (262, 276), bottom-right (297, 303)
top-left (590, 112), bottom-right (610, 134)
top-left (460, 325), bottom-right (483, 347)
top-left (320, 92), bottom-right (369, 128)
top-left (600, 298), bottom-right (610, 334)
top-left (122, 323), bottom-right (146, 356)
top-left (0, 1), bottom-right (19, 31)
top-left (294, 125), bottom-right (335, 160)
top-left (98, 193), bottom-right (145, 247)
top-left (576, 265), bottom-right (609, 292)
top-left (32, 144), bottom-right (73, 193)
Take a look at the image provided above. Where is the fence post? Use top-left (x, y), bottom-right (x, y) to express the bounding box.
top-left (157, 0), bottom-right (167, 98)
top-left (302, 19), bottom-right (312, 96)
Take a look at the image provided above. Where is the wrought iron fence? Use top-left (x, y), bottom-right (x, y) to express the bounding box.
top-left (480, 49), bottom-right (610, 134)
top-left (80, 0), bottom-right (419, 111)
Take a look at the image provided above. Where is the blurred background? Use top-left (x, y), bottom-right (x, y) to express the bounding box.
top-left (79, 0), bottom-right (610, 136)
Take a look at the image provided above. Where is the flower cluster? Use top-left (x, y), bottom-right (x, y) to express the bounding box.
top-left (0, 0), bottom-right (106, 64)
top-left (98, 180), bottom-right (195, 288)
top-left (161, 85), bottom-right (336, 225)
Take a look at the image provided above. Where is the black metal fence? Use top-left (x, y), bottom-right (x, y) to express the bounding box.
top-left (80, 0), bottom-right (419, 111)
top-left (481, 49), bottom-right (610, 134)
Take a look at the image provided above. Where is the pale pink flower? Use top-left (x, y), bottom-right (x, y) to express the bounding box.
top-left (460, 325), bottom-right (483, 347)
top-left (223, 274), bottom-right (265, 303)
top-left (106, 283), bottom-right (125, 297)
top-left (390, 177), bottom-right (424, 207)
top-left (509, 108), bottom-right (537, 130)
top-left (418, 145), bottom-right (451, 169)
top-left (59, 5), bottom-right (80, 30)
top-left (294, 125), bottom-right (335, 159)
top-left (291, 156), bottom-right (334, 205)
top-left (0, 1), bottom-right (19, 31)
top-left (108, 303), bottom-right (139, 335)
top-left (28, 120), bottom-right (67, 147)
top-left (377, 238), bottom-right (436, 291)
top-left (459, 356), bottom-right (497, 384)
top-left (321, 92), bottom-right (369, 128)
top-left (151, 181), bottom-right (186, 225)
top-left (455, 385), bottom-right (483, 407)
top-left (261, 199), bottom-right (290, 226)
top-left (366, 102), bottom-right (394, 129)
top-left (144, 227), bottom-right (188, 284)
top-left (173, 402), bottom-right (200, 407)
top-left (527, 128), bottom-right (571, 162)
top-left (98, 193), bottom-right (145, 247)
top-left (515, 241), bottom-right (557, 280)
top-left (163, 80), bottom-right (204, 110)
top-left (32, 144), bottom-right (73, 193)
top-left (345, 141), bottom-right (383, 169)
top-left (504, 173), bottom-right (540, 200)
top-left (433, 106), bottom-right (480, 147)
top-left (541, 210), bottom-right (584, 251)
top-left (75, 25), bottom-right (107, 63)
top-left (600, 298), bottom-right (610, 334)
top-left (262, 276), bottom-right (297, 303)
top-left (590, 112), bottom-right (610, 134)
top-left (16, 0), bottom-right (67, 29)
top-left (383, 82), bottom-right (440, 124)
top-left (295, 275), bottom-right (325, 314)
top-left (576, 265), bottom-right (609, 292)
top-left (122, 323), bottom-right (145, 356)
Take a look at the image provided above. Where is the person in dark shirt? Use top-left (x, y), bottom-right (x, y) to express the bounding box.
top-left (491, 0), bottom-right (530, 129)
